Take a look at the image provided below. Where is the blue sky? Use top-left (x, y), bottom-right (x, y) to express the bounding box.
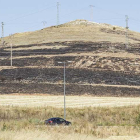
top-left (0, 0), bottom-right (140, 36)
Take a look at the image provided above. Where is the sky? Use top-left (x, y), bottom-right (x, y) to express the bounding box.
top-left (0, 0), bottom-right (140, 37)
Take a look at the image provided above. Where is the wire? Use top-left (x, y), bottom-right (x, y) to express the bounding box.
top-left (20, 6), bottom-right (89, 32)
top-left (5, 5), bottom-right (127, 32)
top-left (62, 6), bottom-right (89, 17)
top-left (23, 22), bottom-right (43, 32)
top-left (95, 6), bottom-right (140, 24)
top-left (3, 4), bottom-right (140, 36)
top-left (94, 18), bottom-right (124, 21)
top-left (5, 5), bottom-right (56, 24)
top-left (94, 6), bottom-right (125, 17)
top-left (5, 22), bottom-right (41, 25)
top-left (130, 18), bottom-right (140, 23)
top-left (41, 6), bottom-right (89, 24)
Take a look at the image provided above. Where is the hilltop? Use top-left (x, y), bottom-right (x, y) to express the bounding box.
top-left (1, 19), bottom-right (140, 46)
top-left (0, 19), bottom-right (140, 96)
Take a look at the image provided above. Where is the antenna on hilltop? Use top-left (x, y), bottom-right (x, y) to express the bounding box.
top-left (57, 2), bottom-right (60, 26)
top-left (90, 5), bottom-right (94, 21)
top-left (125, 15), bottom-right (129, 49)
top-left (42, 21), bottom-right (47, 28)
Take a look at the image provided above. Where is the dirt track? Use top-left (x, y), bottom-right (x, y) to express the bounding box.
top-left (0, 95), bottom-right (140, 108)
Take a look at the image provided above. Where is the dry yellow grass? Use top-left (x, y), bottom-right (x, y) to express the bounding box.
top-left (0, 104), bottom-right (140, 140)
top-left (10, 51), bottom-right (140, 60)
top-left (0, 95), bottom-right (140, 108)
top-left (2, 20), bottom-right (140, 46)
top-left (0, 130), bottom-right (140, 140)
top-left (4, 45), bottom-right (69, 51)
top-left (0, 130), bottom-right (98, 140)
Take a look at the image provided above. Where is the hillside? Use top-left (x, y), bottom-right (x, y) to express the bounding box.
top-left (1, 19), bottom-right (140, 46)
top-left (0, 19), bottom-right (140, 96)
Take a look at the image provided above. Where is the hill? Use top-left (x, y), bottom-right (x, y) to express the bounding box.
top-left (1, 19), bottom-right (140, 46)
top-left (0, 19), bottom-right (140, 96)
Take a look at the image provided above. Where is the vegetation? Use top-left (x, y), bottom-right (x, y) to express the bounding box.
top-left (2, 19), bottom-right (140, 46)
top-left (0, 105), bottom-right (140, 140)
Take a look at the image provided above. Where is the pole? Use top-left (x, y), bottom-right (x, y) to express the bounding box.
top-left (57, 2), bottom-right (60, 26)
top-left (58, 61), bottom-right (72, 120)
top-left (1, 22), bottom-right (4, 47)
top-left (64, 62), bottom-right (66, 120)
top-left (11, 43), bottom-right (12, 67)
top-left (42, 21), bottom-right (47, 42)
top-left (90, 5), bottom-right (94, 21)
top-left (125, 15), bottom-right (129, 49)
top-left (10, 34), bottom-right (13, 67)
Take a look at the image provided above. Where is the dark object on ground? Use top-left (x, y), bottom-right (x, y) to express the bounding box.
top-left (45, 117), bottom-right (71, 125)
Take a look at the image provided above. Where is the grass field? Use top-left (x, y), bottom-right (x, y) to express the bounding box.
top-left (0, 95), bottom-right (140, 139)
top-left (1, 130), bottom-right (140, 140)
top-left (0, 95), bottom-right (140, 108)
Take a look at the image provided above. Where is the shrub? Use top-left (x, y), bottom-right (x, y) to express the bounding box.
top-left (113, 27), bottom-right (116, 30)
top-left (136, 113), bottom-right (140, 124)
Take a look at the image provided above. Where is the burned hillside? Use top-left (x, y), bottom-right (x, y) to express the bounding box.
top-left (0, 20), bottom-right (140, 96)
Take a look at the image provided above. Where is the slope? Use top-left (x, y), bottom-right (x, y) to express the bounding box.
top-left (0, 19), bottom-right (140, 96)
